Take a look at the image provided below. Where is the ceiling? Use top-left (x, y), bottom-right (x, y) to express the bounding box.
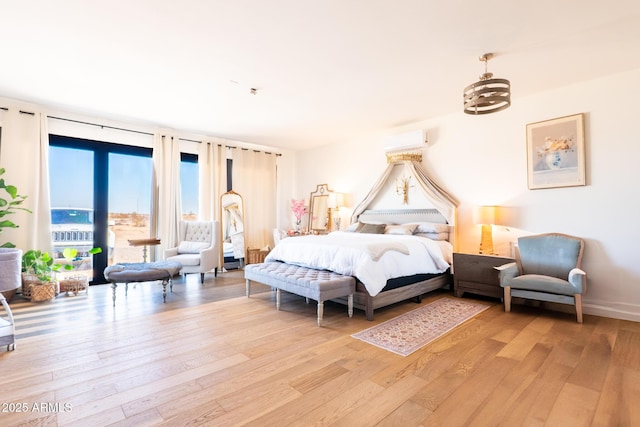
top-left (1, 1), bottom-right (639, 151)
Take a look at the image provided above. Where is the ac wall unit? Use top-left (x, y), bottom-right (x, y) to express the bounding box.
top-left (383, 130), bottom-right (426, 153)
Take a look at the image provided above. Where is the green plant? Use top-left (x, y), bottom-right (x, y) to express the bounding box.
top-left (22, 250), bottom-right (55, 282)
top-left (0, 167), bottom-right (31, 248)
top-left (53, 247), bottom-right (102, 273)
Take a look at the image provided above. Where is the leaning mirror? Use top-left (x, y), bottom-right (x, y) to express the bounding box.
top-left (308, 184), bottom-right (332, 233)
top-left (220, 190), bottom-right (245, 270)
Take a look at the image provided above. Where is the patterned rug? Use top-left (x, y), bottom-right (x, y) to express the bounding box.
top-left (352, 297), bottom-right (491, 356)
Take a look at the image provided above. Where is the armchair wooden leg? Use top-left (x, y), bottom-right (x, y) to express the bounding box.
top-left (575, 293), bottom-right (583, 323)
top-left (200, 273), bottom-right (205, 283)
top-left (504, 286), bottom-right (511, 312)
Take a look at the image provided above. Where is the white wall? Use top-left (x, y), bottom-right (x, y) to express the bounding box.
top-left (295, 68), bottom-right (640, 322)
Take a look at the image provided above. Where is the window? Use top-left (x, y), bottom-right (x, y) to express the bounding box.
top-left (181, 153), bottom-right (198, 220)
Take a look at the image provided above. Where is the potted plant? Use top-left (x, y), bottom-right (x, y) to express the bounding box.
top-left (21, 250), bottom-right (57, 302)
top-left (53, 247), bottom-right (101, 296)
top-left (0, 167), bottom-right (30, 301)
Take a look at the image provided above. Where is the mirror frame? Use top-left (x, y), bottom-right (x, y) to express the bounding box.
top-left (308, 183), bottom-right (332, 233)
top-left (219, 190), bottom-right (246, 268)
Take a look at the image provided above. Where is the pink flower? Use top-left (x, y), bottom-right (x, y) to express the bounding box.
top-left (291, 199), bottom-right (307, 223)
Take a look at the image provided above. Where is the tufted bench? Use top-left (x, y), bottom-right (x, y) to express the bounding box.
top-left (244, 261), bottom-right (355, 327)
top-left (104, 261), bottom-right (182, 306)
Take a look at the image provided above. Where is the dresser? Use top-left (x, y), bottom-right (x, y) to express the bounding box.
top-left (453, 253), bottom-right (514, 299)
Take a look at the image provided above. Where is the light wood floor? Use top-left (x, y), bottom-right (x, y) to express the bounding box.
top-left (1, 269), bottom-right (639, 426)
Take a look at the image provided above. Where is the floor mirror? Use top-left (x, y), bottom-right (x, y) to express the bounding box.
top-left (220, 190), bottom-right (245, 269)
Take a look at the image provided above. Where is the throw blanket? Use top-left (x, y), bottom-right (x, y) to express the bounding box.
top-left (265, 231), bottom-right (451, 296)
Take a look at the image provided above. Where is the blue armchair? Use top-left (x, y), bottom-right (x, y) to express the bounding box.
top-left (495, 233), bottom-right (586, 323)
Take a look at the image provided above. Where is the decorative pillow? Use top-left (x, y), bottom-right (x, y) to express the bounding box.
top-left (178, 241), bottom-right (210, 254)
top-left (407, 222), bottom-right (450, 234)
top-left (349, 221), bottom-right (386, 232)
top-left (385, 224), bottom-right (418, 235)
top-left (355, 223), bottom-right (387, 234)
top-left (414, 232), bottom-right (450, 241)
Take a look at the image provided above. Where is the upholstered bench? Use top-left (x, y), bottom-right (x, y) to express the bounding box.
top-left (244, 261), bottom-right (356, 327)
top-left (104, 261), bottom-right (182, 306)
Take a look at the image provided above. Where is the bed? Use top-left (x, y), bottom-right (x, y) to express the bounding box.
top-left (265, 208), bottom-right (454, 320)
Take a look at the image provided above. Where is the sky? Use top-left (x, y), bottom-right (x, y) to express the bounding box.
top-left (49, 146), bottom-right (198, 214)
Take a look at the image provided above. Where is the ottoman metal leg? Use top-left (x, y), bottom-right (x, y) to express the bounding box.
top-left (276, 288), bottom-right (281, 310)
top-left (246, 279), bottom-right (251, 297)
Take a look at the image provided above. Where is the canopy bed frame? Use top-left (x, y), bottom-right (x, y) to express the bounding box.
top-left (267, 151), bottom-right (459, 320)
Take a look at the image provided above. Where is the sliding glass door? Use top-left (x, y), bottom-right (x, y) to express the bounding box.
top-left (49, 135), bottom-right (152, 283)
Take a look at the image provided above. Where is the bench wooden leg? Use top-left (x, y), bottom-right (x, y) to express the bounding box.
top-left (276, 289), bottom-right (281, 310)
top-left (348, 294), bottom-right (353, 317)
top-left (317, 301), bottom-right (324, 327)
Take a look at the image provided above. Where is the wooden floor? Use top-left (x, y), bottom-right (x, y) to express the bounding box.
top-left (1, 269), bottom-right (639, 426)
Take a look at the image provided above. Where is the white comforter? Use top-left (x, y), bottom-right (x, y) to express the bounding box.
top-left (265, 231), bottom-right (452, 296)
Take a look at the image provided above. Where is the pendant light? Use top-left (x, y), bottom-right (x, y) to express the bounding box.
top-left (463, 53), bottom-right (511, 115)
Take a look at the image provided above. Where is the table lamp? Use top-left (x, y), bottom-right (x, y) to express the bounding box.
top-left (477, 206), bottom-right (498, 255)
top-left (328, 192), bottom-right (346, 231)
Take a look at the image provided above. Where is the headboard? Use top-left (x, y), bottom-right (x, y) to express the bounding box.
top-left (357, 208), bottom-right (448, 225)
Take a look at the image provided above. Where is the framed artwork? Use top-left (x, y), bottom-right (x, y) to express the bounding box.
top-left (526, 113), bottom-right (585, 189)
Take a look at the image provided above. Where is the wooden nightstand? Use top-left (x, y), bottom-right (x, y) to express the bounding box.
top-left (453, 253), bottom-right (514, 299)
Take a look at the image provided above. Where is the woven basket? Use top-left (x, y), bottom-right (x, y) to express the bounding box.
top-left (30, 281), bottom-right (58, 302)
top-left (247, 248), bottom-right (270, 265)
top-left (59, 275), bottom-right (89, 296)
top-left (21, 273), bottom-right (41, 299)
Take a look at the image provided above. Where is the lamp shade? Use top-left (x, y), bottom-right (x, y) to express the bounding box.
top-left (477, 205), bottom-right (498, 225)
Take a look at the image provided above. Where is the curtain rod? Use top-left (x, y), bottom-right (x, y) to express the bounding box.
top-left (1, 109), bottom-right (281, 156)
top-left (49, 115), bottom-right (154, 136)
top-left (51, 116), bottom-right (281, 156)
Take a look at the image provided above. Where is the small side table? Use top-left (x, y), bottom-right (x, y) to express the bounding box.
top-left (453, 253), bottom-right (514, 299)
top-left (128, 238), bottom-right (161, 262)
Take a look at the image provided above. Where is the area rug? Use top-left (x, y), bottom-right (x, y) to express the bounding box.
top-left (352, 298), bottom-right (491, 356)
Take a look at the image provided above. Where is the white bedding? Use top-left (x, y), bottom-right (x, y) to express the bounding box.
top-left (265, 231), bottom-right (452, 296)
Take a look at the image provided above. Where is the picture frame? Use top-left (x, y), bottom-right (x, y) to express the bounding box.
top-left (526, 113), bottom-right (585, 189)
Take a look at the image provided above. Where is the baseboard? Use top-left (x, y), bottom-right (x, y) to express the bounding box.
top-left (583, 301), bottom-right (640, 322)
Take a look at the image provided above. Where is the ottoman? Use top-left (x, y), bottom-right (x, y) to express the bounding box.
top-left (104, 261), bottom-right (182, 306)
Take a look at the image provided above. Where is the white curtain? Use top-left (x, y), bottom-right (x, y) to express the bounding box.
top-left (152, 133), bottom-right (182, 258)
top-left (198, 141), bottom-right (227, 221)
top-left (0, 110), bottom-right (52, 252)
top-left (232, 149), bottom-right (277, 250)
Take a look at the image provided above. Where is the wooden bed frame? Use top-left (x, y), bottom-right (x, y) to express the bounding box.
top-left (333, 208), bottom-right (454, 320)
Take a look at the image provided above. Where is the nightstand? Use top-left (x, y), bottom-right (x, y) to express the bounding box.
top-left (453, 253), bottom-right (514, 299)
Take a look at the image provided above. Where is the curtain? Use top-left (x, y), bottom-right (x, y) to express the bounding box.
top-left (349, 164), bottom-right (394, 224)
top-left (232, 149), bottom-right (277, 250)
top-left (152, 133), bottom-right (182, 258)
top-left (406, 160), bottom-right (458, 224)
top-left (198, 141), bottom-right (227, 221)
top-left (0, 110), bottom-right (52, 252)
top-left (350, 159), bottom-right (458, 225)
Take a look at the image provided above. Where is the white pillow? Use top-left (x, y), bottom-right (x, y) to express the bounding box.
top-left (178, 241), bottom-right (209, 254)
top-left (407, 222), bottom-right (450, 234)
top-left (385, 224), bottom-right (418, 235)
top-left (414, 232), bottom-right (450, 241)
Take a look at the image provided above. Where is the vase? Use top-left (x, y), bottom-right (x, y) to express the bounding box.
top-left (0, 248), bottom-right (22, 302)
top-left (544, 149), bottom-right (573, 170)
